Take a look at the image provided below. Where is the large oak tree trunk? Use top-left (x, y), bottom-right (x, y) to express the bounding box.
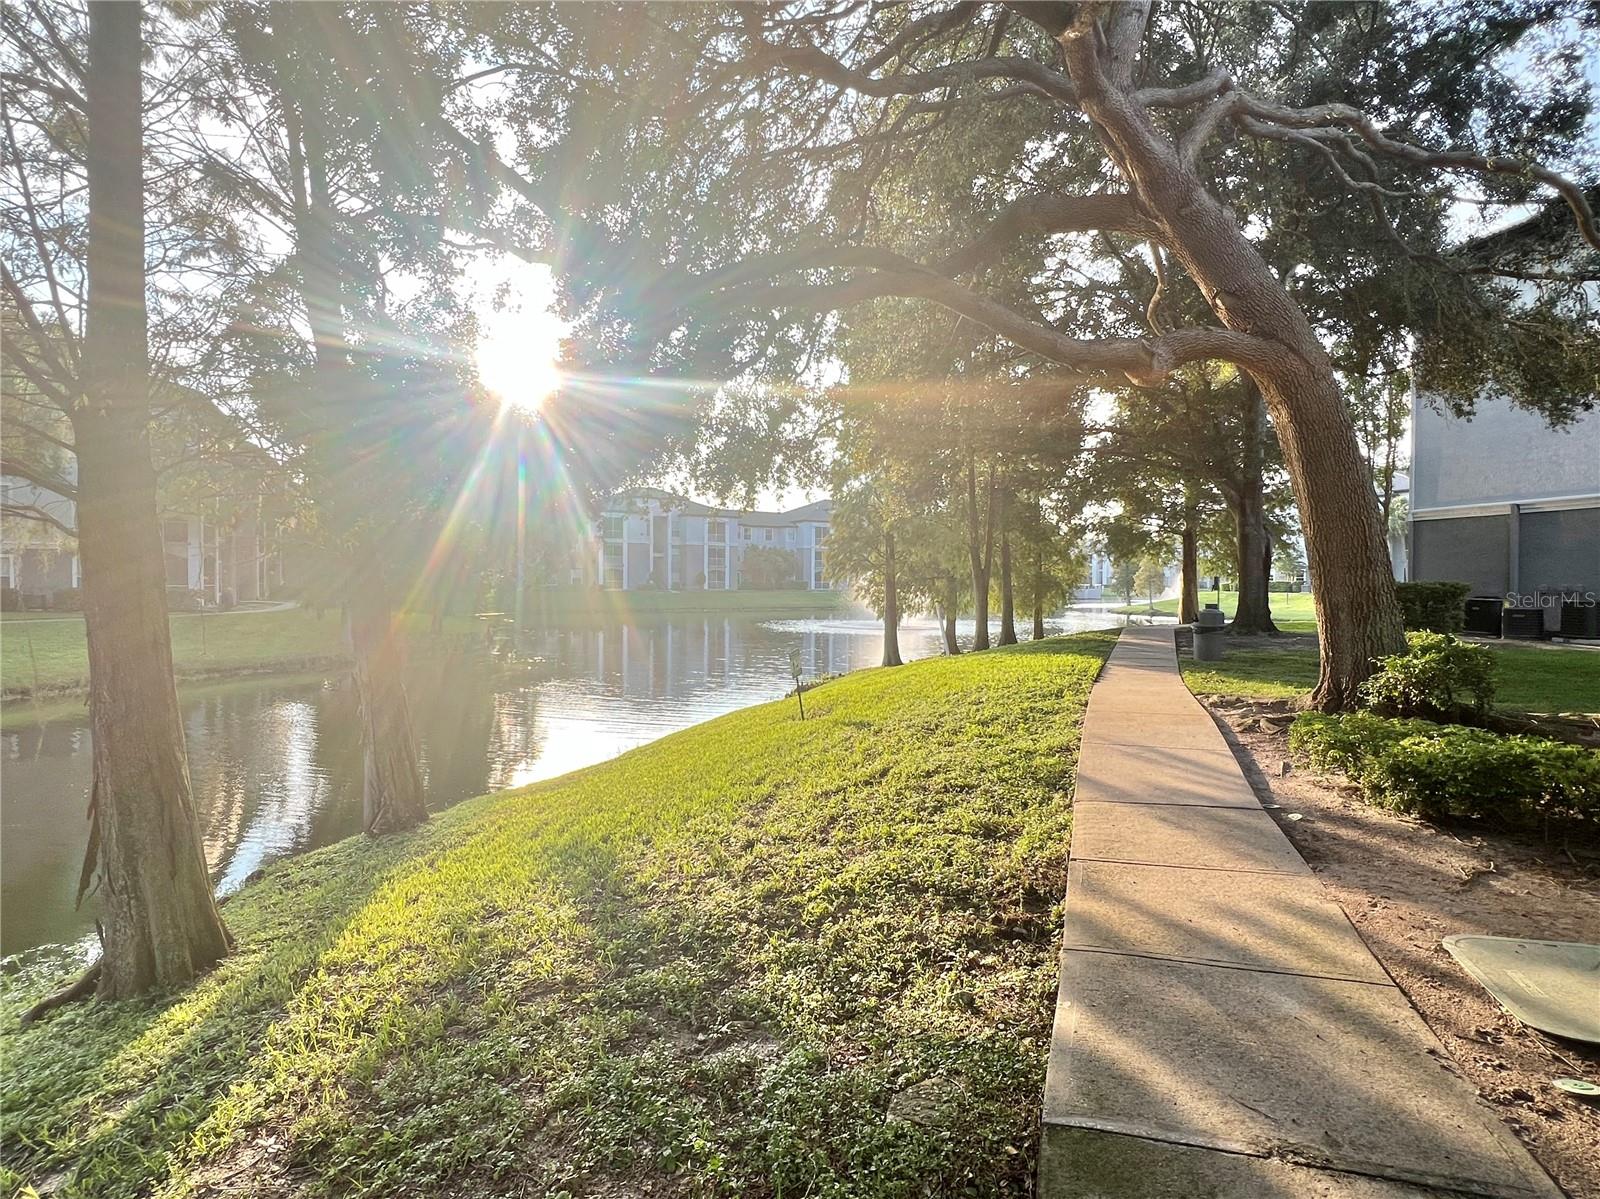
top-left (881, 531), bottom-right (903, 667)
top-left (1059, 26), bottom-right (1403, 709)
top-left (75, 0), bottom-right (230, 999)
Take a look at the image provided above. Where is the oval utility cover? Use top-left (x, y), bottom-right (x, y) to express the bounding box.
top-left (1551, 1078), bottom-right (1600, 1096)
top-left (1441, 935), bottom-right (1600, 1045)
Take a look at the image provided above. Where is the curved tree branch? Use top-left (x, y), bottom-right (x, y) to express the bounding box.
top-left (1233, 95), bottom-right (1600, 249)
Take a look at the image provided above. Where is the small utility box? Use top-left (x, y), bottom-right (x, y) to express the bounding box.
top-left (1193, 604), bottom-right (1226, 661)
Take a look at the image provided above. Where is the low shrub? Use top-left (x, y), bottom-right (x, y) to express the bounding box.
top-left (1287, 711), bottom-right (1437, 774)
top-left (1360, 631), bottom-right (1497, 721)
top-left (1394, 580), bottom-right (1472, 633)
top-left (48, 586), bottom-right (82, 611)
top-left (1290, 712), bottom-right (1600, 829)
top-left (1363, 732), bottom-right (1600, 825)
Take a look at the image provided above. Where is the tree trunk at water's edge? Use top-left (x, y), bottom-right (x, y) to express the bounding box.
top-left (942, 576), bottom-right (961, 654)
top-left (288, 72), bottom-right (431, 830)
top-left (347, 582), bottom-right (429, 834)
top-left (881, 531), bottom-right (903, 667)
top-left (74, 0), bottom-right (231, 1000)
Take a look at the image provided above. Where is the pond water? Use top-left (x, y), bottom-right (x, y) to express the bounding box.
top-left (1, 608), bottom-right (1130, 964)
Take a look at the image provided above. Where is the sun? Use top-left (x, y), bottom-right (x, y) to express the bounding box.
top-left (476, 324), bottom-right (562, 416)
top-left (470, 258), bottom-right (569, 416)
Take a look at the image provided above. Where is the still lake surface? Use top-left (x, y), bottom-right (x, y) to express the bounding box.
top-left (1, 608), bottom-right (1130, 964)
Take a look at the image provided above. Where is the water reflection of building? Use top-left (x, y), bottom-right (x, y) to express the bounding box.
top-left (579, 619), bottom-right (857, 697)
top-left (593, 488), bottom-right (832, 592)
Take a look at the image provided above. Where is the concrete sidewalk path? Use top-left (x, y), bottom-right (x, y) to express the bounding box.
top-left (1040, 625), bottom-right (1560, 1199)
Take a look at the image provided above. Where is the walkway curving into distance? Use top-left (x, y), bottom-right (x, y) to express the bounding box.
top-left (1040, 625), bottom-right (1561, 1199)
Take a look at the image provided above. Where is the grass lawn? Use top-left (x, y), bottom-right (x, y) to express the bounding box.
top-left (1182, 642), bottom-right (1600, 714)
top-left (0, 631), bottom-right (1114, 1199)
top-left (1112, 590), bottom-right (1318, 632)
top-left (1, 608), bottom-right (350, 696)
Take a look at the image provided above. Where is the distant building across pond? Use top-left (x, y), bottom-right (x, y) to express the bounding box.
top-left (593, 488), bottom-right (832, 591)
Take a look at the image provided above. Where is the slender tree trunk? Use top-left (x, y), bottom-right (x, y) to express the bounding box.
top-left (881, 531), bottom-right (903, 667)
top-left (1032, 543), bottom-right (1047, 640)
top-left (942, 576), bottom-right (961, 654)
top-left (1229, 380), bottom-right (1279, 634)
top-left (74, 0), bottom-right (230, 1000)
top-left (1058, 23), bottom-right (1403, 710)
top-left (998, 495), bottom-right (1018, 645)
top-left (1179, 500), bottom-right (1200, 624)
top-left (965, 458), bottom-right (992, 650)
top-left (288, 86), bottom-right (428, 831)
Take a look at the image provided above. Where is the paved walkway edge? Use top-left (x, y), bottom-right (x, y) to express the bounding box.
top-left (1039, 626), bottom-right (1561, 1199)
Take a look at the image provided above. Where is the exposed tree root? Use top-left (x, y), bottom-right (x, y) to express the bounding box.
top-left (20, 961), bottom-right (101, 1027)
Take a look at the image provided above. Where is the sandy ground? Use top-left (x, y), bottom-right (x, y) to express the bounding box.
top-left (1203, 697), bottom-right (1600, 1199)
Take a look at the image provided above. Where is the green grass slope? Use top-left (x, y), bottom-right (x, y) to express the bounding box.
top-left (0, 631), bottom-right (1114, 1199)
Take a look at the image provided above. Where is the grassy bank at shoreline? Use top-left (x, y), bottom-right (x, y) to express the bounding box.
top-left (0, 591), bottom-right (855, 700)
top-left (0, 631), bottom-right (1113, 1198)
top-left (0, 607), bottom-right (350, 698)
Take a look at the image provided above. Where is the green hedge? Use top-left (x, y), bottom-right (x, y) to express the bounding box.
top-left (1290, 712), bottom-right (1600, 828)
top-left (1394, 580), bottom-right (1472, 632)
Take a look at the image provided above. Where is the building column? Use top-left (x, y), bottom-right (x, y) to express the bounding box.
top-left (1507, 503), bottom-right (1521, 601)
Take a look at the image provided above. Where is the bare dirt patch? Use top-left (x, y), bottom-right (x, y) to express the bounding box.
top-left (1204, 697), bottom-right (1600, 1199)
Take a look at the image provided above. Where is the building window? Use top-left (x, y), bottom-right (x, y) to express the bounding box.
top-left (814, 527), bottom-right (828, 546)
top-left (811, 548), bottom-right (825, 590)
top-left (0, 554), bottom-right (16, 591)
top-left (764, 528), bottom-right (774, 543)
top-left (708, 519), bottom-right (726, 542)
top-left (163, 518), bottom-right (188, 544)
top-left (603, 541), bottom-right (624, 589)
top-left (602, 514), bottom-right (625, 540)
top-left (708, 545), bottom-right (727, 589)
top-left (742, 527), bottom-right (751, 541)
